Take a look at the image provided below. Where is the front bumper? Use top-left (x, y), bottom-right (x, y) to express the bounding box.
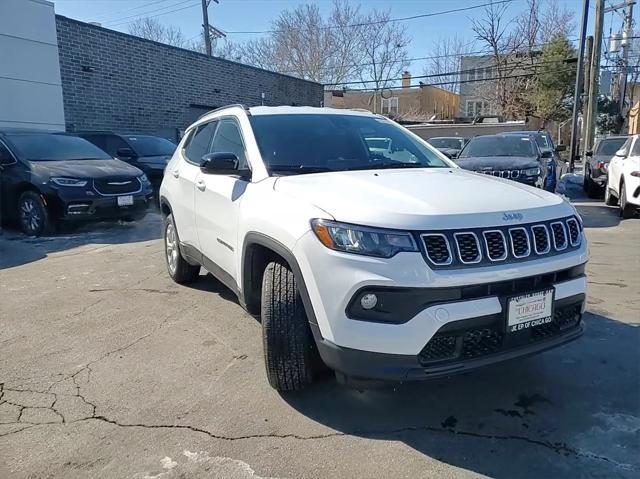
top-left (46, 188), bottom-right (153, 221)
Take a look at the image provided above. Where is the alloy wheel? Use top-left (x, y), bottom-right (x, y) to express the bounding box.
top-left (20, 197), bottom-right (42, 235)
top-left (165, 221), bottom-right (178, 274)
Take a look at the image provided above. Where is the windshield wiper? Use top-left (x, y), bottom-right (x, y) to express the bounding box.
top-left (269, 165), bottom-right (334, 174)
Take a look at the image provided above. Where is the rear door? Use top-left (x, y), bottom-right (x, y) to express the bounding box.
top-left (0, 139), bottom-right (21, 219)
top-left (171, 121), bottom-right (217, 249)
top-left (194, 118), bottom-right (250, 283)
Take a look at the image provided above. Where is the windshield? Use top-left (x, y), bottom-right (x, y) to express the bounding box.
top-left (427, 138), bottom-right (464, 150)
top-left (7, 134), bottom-right (112, 161)
top-left (249, 114), bottom-right (449, 173)
top-left (459, 136), bottom-right (536, 158)
top-left (126, 136), bottom-right (176, 156)
top-left (596, 137), bottom-right (627, 156)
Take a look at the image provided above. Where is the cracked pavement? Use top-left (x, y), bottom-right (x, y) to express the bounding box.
top-left (0, 204), bottom-right (639, 479)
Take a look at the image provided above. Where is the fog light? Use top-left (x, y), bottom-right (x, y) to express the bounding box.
top-left (360, 293), bottom-right (378, 310)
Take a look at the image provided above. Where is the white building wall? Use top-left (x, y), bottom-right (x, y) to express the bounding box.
top-left (0, 0), bottom-right (65, 130)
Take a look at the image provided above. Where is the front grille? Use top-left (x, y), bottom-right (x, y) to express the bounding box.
top-left (418, 302), bottom-right (583, 366)
top-left (475, 169), bottom-right (521, 179)
top-left (566, 218), bottom-right (580, 246)
top-left (423, 234), bottom-right (452, 265)
top-left (509, 228), bottom-right (530, 257)
top-left (461, 328), bottom-right (504, 358)
top-left (454, 232), bottom-right (481, 263)
top-left (551, 222), bottom-right (568, 250)
top-left (93, 178), bottom-right (141, 195)
top-left (420, 216), bottom-right (582, 269)
top-left (532, 225), bottom-right (550, 254)
top-left (483, 230), bottom-right (507, 261)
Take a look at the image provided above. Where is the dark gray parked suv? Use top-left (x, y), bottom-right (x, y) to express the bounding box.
top-left (583, 136), bottom-right (629, 198)
top-left (78, 132), bottom-right (176, 187)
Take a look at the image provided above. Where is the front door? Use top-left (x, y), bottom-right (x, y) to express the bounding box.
top-left (194, 118), bottom-right (250, 284)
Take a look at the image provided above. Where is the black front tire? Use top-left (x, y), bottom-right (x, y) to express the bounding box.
top-left (261, 260), bottom-right (317, 391)
top-left (17, 191), bottom-right (53, 237)
top-left (163, 213), bottom-right (200, 283)
top-left (584, 169), bottom-right (601, 198)
top-left (619, 183), bottom-right (636, 219)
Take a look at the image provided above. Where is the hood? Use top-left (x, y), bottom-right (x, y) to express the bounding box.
top-left (30, 159), bottom-right (143, 179)
top-left (456, 156), bottom-right (540, 170)
top-left (274, 168), bottom-right (569, 230)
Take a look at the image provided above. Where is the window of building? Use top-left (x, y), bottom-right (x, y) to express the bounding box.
top-left (381, 97), bottom-right (399, 116)
top-left (466, 100), bottom-right (491, 117)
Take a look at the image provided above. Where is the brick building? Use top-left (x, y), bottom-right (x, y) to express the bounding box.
top-left (55, 16), bottom-right (323, 139)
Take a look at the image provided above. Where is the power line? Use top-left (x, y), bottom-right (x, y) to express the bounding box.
top-left (104, 0), bottom-right (199, 27)
top-left (222, 0), bottom-right (514, 35)
top-left (326, 57), bottom-right (578, 87)
top-left (339, 68), bottom-right (573, 92)
top-left (279, 37), bottom-right (580, 76)
top-left (92, 0), bottom-right (175, 23)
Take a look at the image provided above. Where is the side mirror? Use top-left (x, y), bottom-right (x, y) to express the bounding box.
top-left (117, 147), bottom-right (137, 159)
top-left (585, 150), bottom-right (593, 157)
top-left (615, 148), bottom-right (628, 158)
top-left (555, 144), bottom-right (566, 152)
top-left (200, 152), bottom-right (240, 174)
top-left (541, 150), bottom-right (553, 159)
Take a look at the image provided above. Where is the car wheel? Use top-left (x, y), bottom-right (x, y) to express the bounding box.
top-left (604, 186), bottom-right (618, 206)
top-left (18, 191), bottom-right (53, 237)
top-left (584, 172), bottom-right (601, 199)
top-left (582, 167), bottom-right (590, 192)
top-left (619, 182), bottom-right (635, 219)
top-left (164, 213), bottom-right (200, 283)
top-left (261, 260), bottom-right (318, 391)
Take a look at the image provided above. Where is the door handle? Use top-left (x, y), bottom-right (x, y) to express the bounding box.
top-left (196, 179), bottom-right (206, 191)
top-left (172, 168), bottom-right (180, 178)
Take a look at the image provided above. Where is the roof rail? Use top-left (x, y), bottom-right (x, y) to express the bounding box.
top-left (197, 104), bottom-right (251, 120)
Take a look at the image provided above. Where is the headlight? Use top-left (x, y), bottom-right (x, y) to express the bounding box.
top-left (311, 219), bottom-right (418, 258)
top-left (523, 167), bottom-right (541, 176)
top-left (51, 177), bottom-right (87, 187)
top-left (139, 173), bottom-right (149, 183)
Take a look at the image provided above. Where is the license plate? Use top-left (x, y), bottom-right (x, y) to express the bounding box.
top-left (507, 289), bottom-right (554, 333)
top-left (117, 195), bottom-right (134, 206)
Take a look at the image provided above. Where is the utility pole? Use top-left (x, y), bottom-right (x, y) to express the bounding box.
top-left (619, 0), bottom-right (635, 112)
top-left (584, 0), bottom-right (606, 158)
top-left (582, 36), bottom-right (594, 148)
top-left (569, 0), bottom-right (590, 173)
top-left (201, 0), bottom-right (212, 56)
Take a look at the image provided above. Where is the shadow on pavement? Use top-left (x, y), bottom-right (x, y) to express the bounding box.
top-left (280, 312), bottom-right (640, 478)
top-left (0, 212), bottom-right (162, 270)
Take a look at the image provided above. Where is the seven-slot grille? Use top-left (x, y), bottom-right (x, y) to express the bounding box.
top-left (421, 216), bottom-right (581, 268)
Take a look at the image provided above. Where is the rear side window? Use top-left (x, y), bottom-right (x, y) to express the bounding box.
top-left (184, 121), bottom-right (217, 163)
top-left (210, 119), bottom-right (247, 169)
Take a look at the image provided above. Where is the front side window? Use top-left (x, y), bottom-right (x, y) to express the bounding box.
top-left (210, 119), bottom-right (247, 169)
top-left (459, 136), bottom-right (536, 158)
top-left (184, 121), bottom-right (217, 164)
top-left (6, 134), bottom-right (112, 161)
top-left (249, 114), bottom-right (449, 174)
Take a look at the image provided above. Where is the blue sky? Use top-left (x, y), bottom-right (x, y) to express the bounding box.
top-left (50, 0), bottom-right (594, 76)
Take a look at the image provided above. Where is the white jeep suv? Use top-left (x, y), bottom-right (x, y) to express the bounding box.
top-left (159, 105), bottom-right (588, 391)
top-left (606, 134), bottom-right (640, 218)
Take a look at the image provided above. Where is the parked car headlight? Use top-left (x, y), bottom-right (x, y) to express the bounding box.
top-left (523, 167), bottom-right (541, 176)
top-left (51, 177), bottom-right (88, 187)
top-left (311, 219), bottom-right (418, 258)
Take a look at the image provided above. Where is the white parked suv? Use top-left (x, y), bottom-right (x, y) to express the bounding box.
top-left (159, 105), bottom-right (588, 391)
top-left (606, 134), bottom-right (640, 218)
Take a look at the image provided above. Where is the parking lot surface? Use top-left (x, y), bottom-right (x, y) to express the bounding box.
top-left (1, 188), bottom-right (639, 478)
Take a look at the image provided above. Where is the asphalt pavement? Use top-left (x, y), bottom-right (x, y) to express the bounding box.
top-left (0, 185), bottom-right (638, 479)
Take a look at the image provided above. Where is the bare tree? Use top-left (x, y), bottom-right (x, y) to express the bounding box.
top-left (128, 17), bottom-right (187, 48)
top-left (422, 36), bottom-right (473, 93)
top-left (357, 9), bottom-right (411, 113)
top-left (235, 1), bottom-right (365, 85)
